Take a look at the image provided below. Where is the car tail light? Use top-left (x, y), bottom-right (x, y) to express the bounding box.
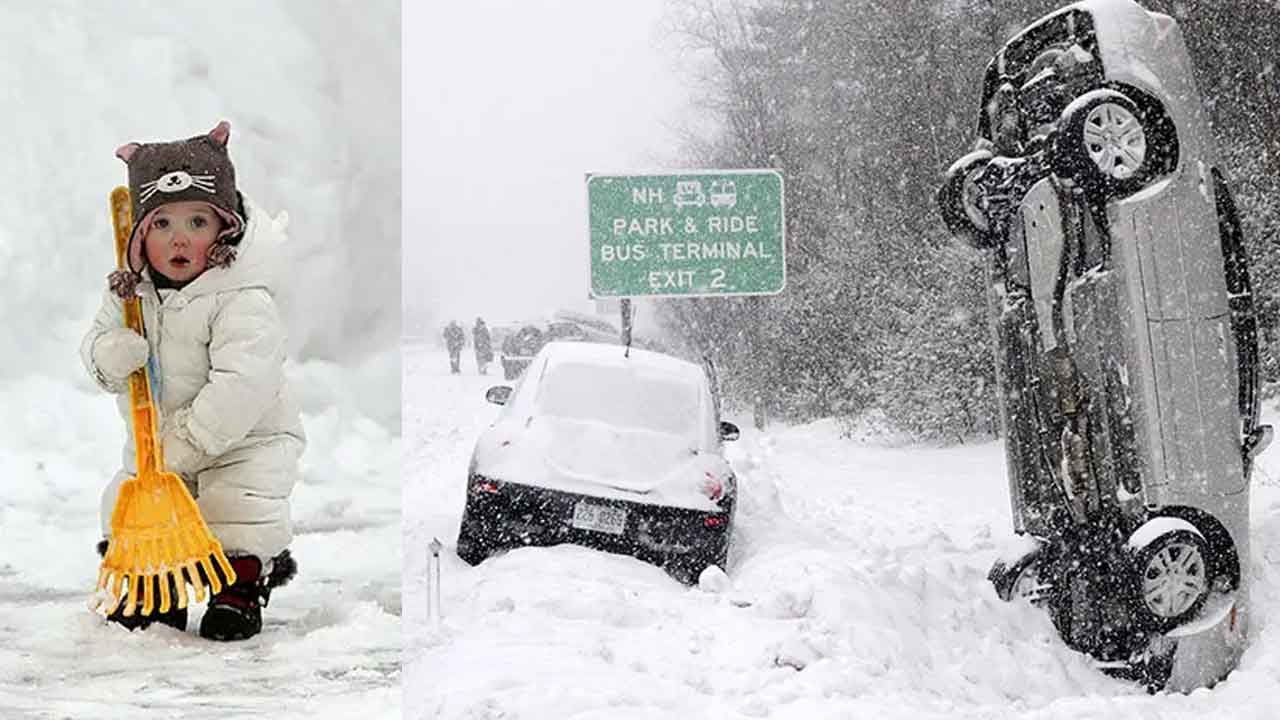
top-left (472, 477), bottom-right (501, 494)
top-left (700, 472), bottom-right (724, 502)
top-left (703, 515), bottom-right (727, 528)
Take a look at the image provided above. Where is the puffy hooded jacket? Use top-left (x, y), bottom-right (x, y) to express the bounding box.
top-left (82, 195), bottom-right (306, 559)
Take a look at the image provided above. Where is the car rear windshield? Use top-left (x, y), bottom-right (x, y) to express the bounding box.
top-left (535, 361), bottom-right (701, 436)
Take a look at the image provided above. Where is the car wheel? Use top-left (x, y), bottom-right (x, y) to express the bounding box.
top-left (936, 149), bottom-right (996, 249)
top-left (990, 547), bottom-right (1046, 603)
top-left (1052, 88), bottom-right (1168, 198)
top-left (1128, 523), bottom-right (1211, 630)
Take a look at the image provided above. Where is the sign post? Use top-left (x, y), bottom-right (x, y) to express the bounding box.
top-left (587, 170), bottom-right (785, 299)
top-left (427, 537), bottom-right (442, 628)
top-left (620, 297), bottom-right (632, 355)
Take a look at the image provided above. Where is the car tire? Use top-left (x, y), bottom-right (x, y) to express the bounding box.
top-left (1127, 522), bottom-right (1211, 631)
top-left (990, 546), bottom-right (1045, 603)
top-left (937, 149), bottom-right (996, 249)
top-left (1052, 88), bottom-right (1170, 199)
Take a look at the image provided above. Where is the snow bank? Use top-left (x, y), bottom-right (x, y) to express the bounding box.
top-left (0, 0), bottom-right (400, 386)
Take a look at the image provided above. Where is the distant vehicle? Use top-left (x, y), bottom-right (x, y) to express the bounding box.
top-left (552, 310), bottom-right (622, 344)
top-left (672, 180), bottom-right (706, 209)
top-left (456, 341), bottom-right (741, 583)
top-left (487, 322), bottom-right (525, 352)
top-left (935, 0), bottom-right (1268, 692)
top-left (708, 180), bottom-right (737, 208)
top-left (498, 316), bottom-right (630, 380)
top-left (545, 321), bottom-right (588, 343)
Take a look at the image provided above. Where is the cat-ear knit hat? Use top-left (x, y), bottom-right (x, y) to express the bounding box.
top-left (115, 121), bottom-right (246, 274)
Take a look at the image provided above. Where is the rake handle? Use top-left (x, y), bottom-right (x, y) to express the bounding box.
top-left (95, 188), bottom-right (238, 619)
top-left (110, 187), bottom-right (163, 477)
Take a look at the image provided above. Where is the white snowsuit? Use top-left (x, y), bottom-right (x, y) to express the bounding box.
top-left (82, 197), bottom-right (305, 560)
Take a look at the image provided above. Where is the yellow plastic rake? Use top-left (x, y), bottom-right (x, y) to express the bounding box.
top-left (93, 186), bottom-right (236, 619)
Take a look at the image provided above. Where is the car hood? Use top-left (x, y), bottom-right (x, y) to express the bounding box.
top-left (472, 415), bottom-right (730, 511)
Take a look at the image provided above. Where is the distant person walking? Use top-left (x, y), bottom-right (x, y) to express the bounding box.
top-left (444, 321), bottom-right (465, 374)
top-left (473, 318), bottom-right (493, 375)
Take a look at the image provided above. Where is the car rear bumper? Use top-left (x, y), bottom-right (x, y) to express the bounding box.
top-left (458, 475), bottom-right (732, 574)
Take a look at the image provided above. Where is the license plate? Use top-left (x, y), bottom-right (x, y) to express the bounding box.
top-left (571, 501), bottom-right (628, 535)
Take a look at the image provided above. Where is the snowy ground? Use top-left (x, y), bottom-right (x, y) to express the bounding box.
top-left (403, 341), bottom-right (1280, 719)
top-left (0, 354), bottom-right (402, 720)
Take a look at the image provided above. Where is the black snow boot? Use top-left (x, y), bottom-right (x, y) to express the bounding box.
top-left (199, 550), bottom-right (296, 641)
top-left (97, 539), bottom-right (188, 632)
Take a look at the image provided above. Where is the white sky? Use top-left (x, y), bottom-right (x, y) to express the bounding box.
top-left (404, 0), bottom-right (698, 333)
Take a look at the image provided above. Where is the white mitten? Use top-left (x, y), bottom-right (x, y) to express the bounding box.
top-left (160, 407), bottom-right (209, 475)
top-left (92, 328), bottom-right (149, 381)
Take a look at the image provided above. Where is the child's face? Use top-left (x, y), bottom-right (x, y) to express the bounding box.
top-left (143, 201), bottom-right (224, 283)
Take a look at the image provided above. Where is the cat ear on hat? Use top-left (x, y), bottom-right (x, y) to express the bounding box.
top-left (208, 120), bottom-right (231, 148)
top-left (115, 143), bottom-right (141, 163)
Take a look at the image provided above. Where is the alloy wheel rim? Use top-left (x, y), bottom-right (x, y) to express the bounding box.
top-left (1083, 102), bottom-right (1146, 180)
top-left (1142, 541), bottom-right (1207, 618)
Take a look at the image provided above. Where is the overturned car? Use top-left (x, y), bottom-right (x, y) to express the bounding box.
top-left (456, 341), bottom-right (740, 583)
top-left (936, 0), bottom-right (1270, 691)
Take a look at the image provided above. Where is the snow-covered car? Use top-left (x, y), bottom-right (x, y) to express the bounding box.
top-left (545, 321), bottom-right (588, 343)
top-left (935, 0), bottom-right (1269, 691)
top-left (499, 322), bottom-right (598, 380)
top-left (487, 321), bottom-right (525, 353)
top-left (456, 341), bottom-right (741, 583)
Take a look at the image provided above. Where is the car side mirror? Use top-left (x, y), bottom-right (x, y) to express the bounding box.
top-left (485, 386), bottom-right (513, 406)
top-left (1246, 424), bottom-right (1273, 459)
top-left (719, 421), bottom-right (740, 442)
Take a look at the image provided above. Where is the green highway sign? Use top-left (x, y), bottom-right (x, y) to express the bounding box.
top-left (587, 170), bottom-right (785, 298)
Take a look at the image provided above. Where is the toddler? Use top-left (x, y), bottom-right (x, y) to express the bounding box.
top-left (82, 121), bottom-right (305, 641)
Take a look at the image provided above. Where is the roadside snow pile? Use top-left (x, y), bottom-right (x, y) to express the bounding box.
top-left (405, 344), bottom-right (1280, 719)
top-left (0, 1), bottom-right (399, 381)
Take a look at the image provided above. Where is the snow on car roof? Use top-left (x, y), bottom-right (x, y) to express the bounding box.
top-left (514, 341), bottom-right (712, 444)
top-left (535, 341), bottom-right (706, 383)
